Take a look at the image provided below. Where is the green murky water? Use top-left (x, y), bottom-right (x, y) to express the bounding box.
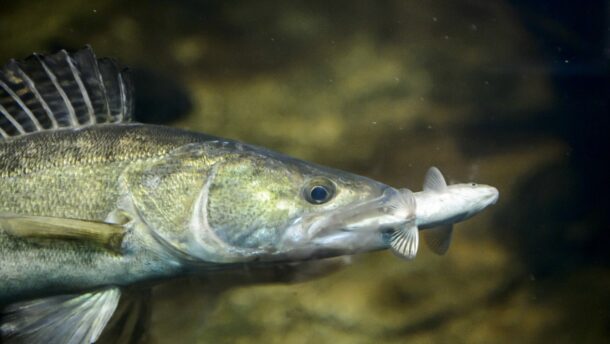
top-left (1, 1), bottom-right (608, 343)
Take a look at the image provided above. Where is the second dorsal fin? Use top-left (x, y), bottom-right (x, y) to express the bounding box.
top-left (0, 46), bottom-right (133, 139)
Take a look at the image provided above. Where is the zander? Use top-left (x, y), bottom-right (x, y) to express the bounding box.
top-left (0, 47), bottom-right (498, 343)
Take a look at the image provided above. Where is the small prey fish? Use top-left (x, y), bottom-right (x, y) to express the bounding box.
top-left (0, 47), bottom-right (499, 343)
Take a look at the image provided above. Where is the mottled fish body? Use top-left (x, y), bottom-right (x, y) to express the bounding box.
top-left (0, 47), bottom-right (498, 343)
top-left (0, 125), bottom-right (208, 303)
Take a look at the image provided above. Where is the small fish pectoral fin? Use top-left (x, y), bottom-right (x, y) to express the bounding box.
top-left (390, 222), bottom-right (419, 260)
top-left (0, 214), bottom-right (126, 253)
top-left (423, 224), bottom-right (453, 255)
top-left (0, 287), bottom-right (121, 344)
top-left (386, 188), bottom-right (416, 212)
top-left (423, 166), bottom-right (447, 192)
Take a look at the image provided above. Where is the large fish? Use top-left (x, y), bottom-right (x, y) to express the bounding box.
top-left (0, 47), bottom-right (498, 343)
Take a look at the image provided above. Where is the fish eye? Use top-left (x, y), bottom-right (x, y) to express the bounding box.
top-left (303, 178), bottom-right (336, 204)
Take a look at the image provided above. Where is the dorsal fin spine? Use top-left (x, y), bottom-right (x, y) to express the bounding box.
top-left (118, 74), bottom-right (127, 123)
top-left (99, 79), bottom-right (112, 122)
top-left (10, 61), bottom-right (58, 129)
top-left (0, 102), bottom-right (26, 135)
top-left (93, 57), bottom-right (113, 123)
top-left (63, 50), bottom-right (95, 125)
top-left (35, 54), bottom-right (79, 127)
top-left (0, 77), bottom-right (43, 131)
top-left (1, 47), bottom-right (133, 138)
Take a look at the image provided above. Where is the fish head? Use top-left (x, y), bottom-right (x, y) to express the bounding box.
top-left (416, 167), bottom-right (499, 230)
top-left (201, 143), bottom-right (410, 263)
top-left (446, 182), bottom-right (499, 221)
top-left (418, 182), bottom-right (499, 227)
top-left (128, 140), bottom-right (412, 265)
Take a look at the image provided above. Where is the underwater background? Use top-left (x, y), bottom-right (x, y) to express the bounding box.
top-left (1, 1), bottom-right (608, 343)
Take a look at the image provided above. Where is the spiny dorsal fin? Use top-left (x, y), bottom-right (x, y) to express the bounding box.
top-left (1, 288), bottom-right (121, 344)
top-left (0, 214), bottom-right (125, 253)
top-left (423, 166), bottom-right (447, 192)
top-left (0, 46), bottom-right (133, 139)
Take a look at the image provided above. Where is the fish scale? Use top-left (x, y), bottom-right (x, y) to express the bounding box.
top-left (0, 126), bottom-right (215, 305)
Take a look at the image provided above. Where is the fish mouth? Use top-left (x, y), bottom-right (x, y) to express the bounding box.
top-left (276, 187), bottom-right (411, 260)
top-left (480, 186), bottom-right (499, 207)
top-left (489, 187), bottom-right (499, 205)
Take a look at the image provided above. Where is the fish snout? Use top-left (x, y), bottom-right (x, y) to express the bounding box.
top-left (487, 186), bottom-right (499, 205)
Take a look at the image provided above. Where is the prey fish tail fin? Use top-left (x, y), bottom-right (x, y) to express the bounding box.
top-left (0, 288), bottom-right (121, 344)
top-left (0, 46), bottom-right (133, 139)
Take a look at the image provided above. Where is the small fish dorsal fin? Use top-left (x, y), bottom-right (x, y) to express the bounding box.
top-left (423, 166), bottom-right (447, 192)
top-left (0, 46), bottom-right (133, 139)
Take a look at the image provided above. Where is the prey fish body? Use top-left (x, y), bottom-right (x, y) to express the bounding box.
top-left (0, 47), bottom-right (498, 343)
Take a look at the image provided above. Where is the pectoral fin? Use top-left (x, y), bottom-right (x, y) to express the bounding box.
top-left (97, 289), bottom-right (152, 344)
top-left (423, 224), bottom-right (453, 255)
top-left (0, 214), bottom-right (125, 253)
top-left (0, 287), bottom-right (121, 344)
top-left (390, 222), bottom-right (419, 260)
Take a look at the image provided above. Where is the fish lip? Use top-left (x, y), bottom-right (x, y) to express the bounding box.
top-left (278, 186), bottom-right (406, 257)
top-left (489, 187), bottom-right (499, 205)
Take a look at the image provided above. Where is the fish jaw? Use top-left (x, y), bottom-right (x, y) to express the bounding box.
top-left (273, 187), bottom-right (414, 261)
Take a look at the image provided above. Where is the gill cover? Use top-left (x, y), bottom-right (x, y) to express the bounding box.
top-left (122, 142), bottom-right (262, 264)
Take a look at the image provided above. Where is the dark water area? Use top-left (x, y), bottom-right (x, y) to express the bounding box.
top-left (1, 1), bottom-right (608, 343)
